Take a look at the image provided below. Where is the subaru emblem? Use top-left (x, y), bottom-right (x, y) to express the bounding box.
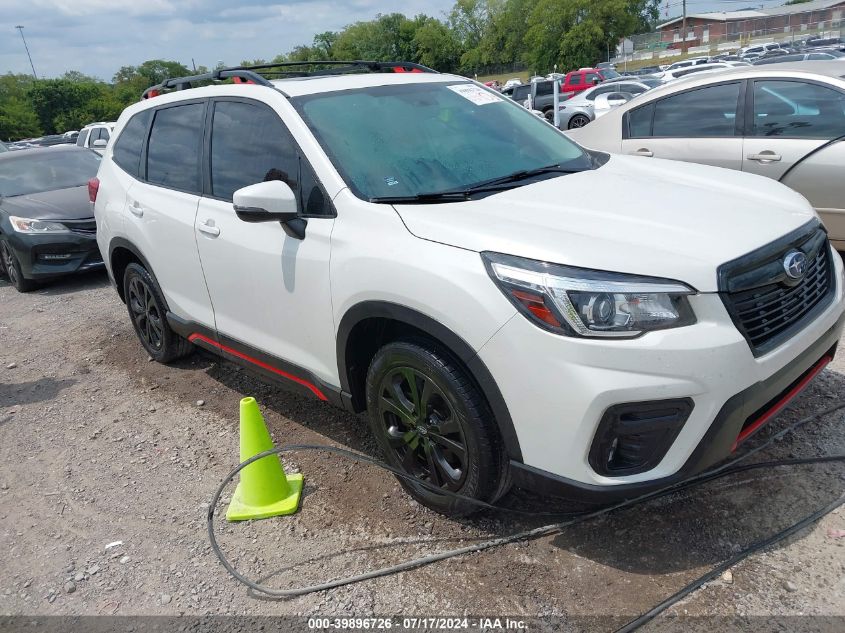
top-left (783, 250), bottom-right (807, 281)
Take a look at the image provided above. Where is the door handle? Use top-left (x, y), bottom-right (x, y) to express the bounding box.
top-left (197, 220), bottom-right (220, 237)
top-left (633, 148), bottom-right (653, 157)
top-left (129, 200), bottom-right (144, 217)
top-left (747, 151), bottom-right (782, 163)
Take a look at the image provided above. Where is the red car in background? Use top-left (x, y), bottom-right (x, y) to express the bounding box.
top-left (560, 67), bottom-right (620, 99)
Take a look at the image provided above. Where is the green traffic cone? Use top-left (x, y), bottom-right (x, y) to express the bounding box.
top-left (226, 397), bottom-right (303, 521)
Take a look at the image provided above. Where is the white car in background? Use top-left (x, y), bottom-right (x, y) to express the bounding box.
top-left (658, 62), bottom-right (743, 83)
top-left (568, 61), bottom-right (845, 250)
top-left (93, 61), bottom-right (844, 516)
top-left (557, 79), bottom-right (659, 129)
top-left (76, 122), bottom-right (116, 154)
top-left (665, 57), bottom-right (711, 71)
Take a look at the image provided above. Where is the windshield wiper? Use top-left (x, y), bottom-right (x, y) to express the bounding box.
top-left (462, 163), bottom-right (582, 192)
top-left (369, 164), bottom-right (584, 204)
top-left (369, 191), bottom-right (471, 204)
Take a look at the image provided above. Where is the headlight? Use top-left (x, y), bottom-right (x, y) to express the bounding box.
top-left (483, 252), bottom-right (696, 338)
top-left (9, 216), bottom-right (70, 234)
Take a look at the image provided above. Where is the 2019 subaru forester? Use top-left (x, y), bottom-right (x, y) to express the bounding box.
top-left (93, 62), bottom-right (845, 515)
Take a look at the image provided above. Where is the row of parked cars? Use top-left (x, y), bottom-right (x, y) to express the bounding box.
top-left (1, 60), bottom-right (843, 517)
top-left (7, 121), bottom-right (115, 153)
top-left (0, 121), bottom-right (115, 290)
top-left (626, 36), bottom-right (844, 78)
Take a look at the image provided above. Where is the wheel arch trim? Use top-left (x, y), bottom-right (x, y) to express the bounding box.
top-left (336, 300), bottom-right (523, 461)
top-left (108, 237), bottom-right (161, 303)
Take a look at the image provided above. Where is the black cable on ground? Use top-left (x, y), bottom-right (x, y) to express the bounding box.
top-left (207, 402), bottom-right (845, 599)
top-left (615, 493), bottom-right (845, 633)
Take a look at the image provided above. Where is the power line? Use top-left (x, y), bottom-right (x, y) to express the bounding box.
top-left (15, 25), bottom-right (38, 79)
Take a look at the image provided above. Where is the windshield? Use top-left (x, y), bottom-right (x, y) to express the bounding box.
top-left (0, 150), bottom-right (101, 197)
top-left (293, 81), bottom-right (591, 200)
top-left (600, 68), bottom-right (621, 79)
top-left (0, 142), bottom-right (7, 153)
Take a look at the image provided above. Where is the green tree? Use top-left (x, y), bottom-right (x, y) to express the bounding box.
top-left (0, 97), bottom-right (41, 140)
top-left (313, 31), bottom-right (338, 58)
top-left (525, 0), bottom-right (658, 73)
top-left (449, 0), bottom-right (492, 71)
top-left (28, 79), bottom-right (101, 134)
top-left (113, 59), bottom-right (191, 92)
top-left (414, 17), bottom-right (462, 71)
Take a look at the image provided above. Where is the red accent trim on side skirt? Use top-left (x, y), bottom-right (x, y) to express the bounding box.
top-left (187, 333), bottom-right (328, 401)
top-left (731, 355), bottom-right (832, 451)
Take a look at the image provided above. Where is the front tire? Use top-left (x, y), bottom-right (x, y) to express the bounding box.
top-left (123, 262), bottom-right (192, 363)
top-left (365, 340), bottom-right (507, 516)
top-left (0, 239), bottom-right (37, 293)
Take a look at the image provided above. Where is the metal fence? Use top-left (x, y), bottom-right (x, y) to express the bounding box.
top-left (614, 10), bottom-right (843, 65)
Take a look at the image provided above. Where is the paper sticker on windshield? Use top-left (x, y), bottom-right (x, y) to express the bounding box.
top-left (447, 84), bottom-right (501, 106)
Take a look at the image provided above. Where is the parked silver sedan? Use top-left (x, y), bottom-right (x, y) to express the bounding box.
top-left (557, 79), bottom-right (660, 129)
top-left (568, 62), bottom-right (845, 249)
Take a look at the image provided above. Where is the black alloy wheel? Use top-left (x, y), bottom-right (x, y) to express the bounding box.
top-left (122, 262), bottom-right (193, 363)
top-left (0, 239), bottom-right (36, 292)
top-left (128, 275), bottom-right (164, 352)
top-left (366, 340), bottom-right (507, 515)
top-left (377, 365), bottom-right (469, 492)
top-left (568, 114), bottom-right (591, 129)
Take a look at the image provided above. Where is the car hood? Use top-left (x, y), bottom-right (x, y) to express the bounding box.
top-left (0, 186), bottom-right (92, 221)
top-left (392, 155), bottom-right (817, 292)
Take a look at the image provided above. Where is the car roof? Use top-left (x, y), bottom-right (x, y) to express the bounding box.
top-left (643, 60), bottom-right (845, 97)
top-left (123, 72), bottom-right (473, 117)
top-left (81, 121), bottom-right (116, 129)
top-left (0, 145), bottom-right (88, 161)
top-left (267, 72), bottom-right (467, 97)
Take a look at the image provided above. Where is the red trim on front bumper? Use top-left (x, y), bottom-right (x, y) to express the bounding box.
top-left (187, 333), bottom-right (328, 401)
top-left (731, 354), bottom-right (832, 451)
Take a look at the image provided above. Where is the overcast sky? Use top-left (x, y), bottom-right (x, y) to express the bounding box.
top-left (1, 0), bottom-right (790, 80)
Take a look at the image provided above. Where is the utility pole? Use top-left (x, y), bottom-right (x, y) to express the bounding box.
top-left (681, 0), bottom-right (687, 54)
top-left (15, 26), bottom-right (38, 79)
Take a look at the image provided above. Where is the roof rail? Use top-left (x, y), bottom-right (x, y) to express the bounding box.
top-left (141, 60), bottom-right (438, 99)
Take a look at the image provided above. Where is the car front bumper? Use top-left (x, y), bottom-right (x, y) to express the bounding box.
top-left (5, 229), bottom-right (104, 281)
top-left (477, 247), bottom-right (845, 500)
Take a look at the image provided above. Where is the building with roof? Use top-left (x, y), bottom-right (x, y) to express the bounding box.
top-left (656, 0), bottom-right (845, 48)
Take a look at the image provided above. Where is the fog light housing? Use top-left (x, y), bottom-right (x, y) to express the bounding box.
top-left (589, 398), bottom-right (694, 476)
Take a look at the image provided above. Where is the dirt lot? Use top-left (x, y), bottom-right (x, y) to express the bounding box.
top-left (1, 269), bottom-right (844, 629)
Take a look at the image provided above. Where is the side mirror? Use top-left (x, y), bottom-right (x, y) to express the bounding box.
top-left (92, 139), bottom-right (108, 149)
top-left (233, 180), bottom-right (306, 239)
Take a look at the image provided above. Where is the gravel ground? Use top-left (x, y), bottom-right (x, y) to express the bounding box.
top-left (1, 269), bottom-right (844, 629)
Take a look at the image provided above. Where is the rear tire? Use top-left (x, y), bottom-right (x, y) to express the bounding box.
top-left (123, 262), bottom-right (193, 363)
top-left (0, 239), bottom-right (37, 293)
top-left (365, 340), bottom-right (508, 516)
top-left (568, 114), bottom-right (590, 129)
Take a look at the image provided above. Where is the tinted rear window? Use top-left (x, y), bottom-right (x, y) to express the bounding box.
top-left (113, 110), bottom-right (151, 177)
top-left (652, 82), bottom-right (741, 137)
top-left (628, 102), bottom-right (654, 137)
top-left (146, 103), bottom-right (204, 193)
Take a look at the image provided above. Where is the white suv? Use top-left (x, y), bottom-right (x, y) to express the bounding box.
top-left (93, 62), bottom-right (845, 515)
top-left (77, 122), bottom-right (115, 154)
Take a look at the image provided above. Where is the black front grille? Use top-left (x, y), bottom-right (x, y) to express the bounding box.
top-left (60, 219), bottom-right (97, 235)
top-left (719, 223), bottom-right (835, 356)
